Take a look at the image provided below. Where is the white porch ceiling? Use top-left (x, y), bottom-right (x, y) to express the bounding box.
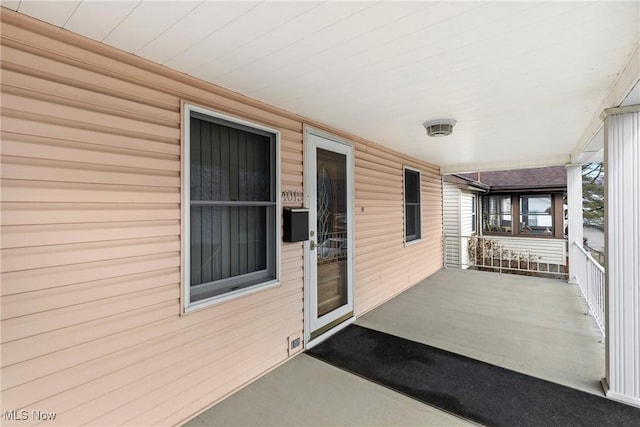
top-left (3, 1), bottom-right (639, 173)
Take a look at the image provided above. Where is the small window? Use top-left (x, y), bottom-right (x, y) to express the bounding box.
top-left (483, 195), bottom-right (512, 233)
top-left (183, 104), bottom-right (279, 310)
top-left (471, 195), bottom-right (477, 233)
top-left (520, 195), bottom-right (553, 235)
top-left (404, 167), bottom-right (422, 243)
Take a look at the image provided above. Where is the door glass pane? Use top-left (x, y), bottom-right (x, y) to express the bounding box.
top-left (316, 148), bottom-right (348, 317)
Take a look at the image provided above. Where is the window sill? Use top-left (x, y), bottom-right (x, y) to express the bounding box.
top-left (183, 279), bottom-right (281, 315)
top-left (404, 238), bottom-right (422, 247)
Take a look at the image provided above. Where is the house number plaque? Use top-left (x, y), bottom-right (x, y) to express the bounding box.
top-left (281, 190), bottom-right (303, 203)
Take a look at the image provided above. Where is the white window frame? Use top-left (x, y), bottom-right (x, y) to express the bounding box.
top-left (471, 194), bottom-right (477, 233)
top-left (403, 166), bottom-right (422, 245)
top-left (182, 103), bottom-right (281, 313)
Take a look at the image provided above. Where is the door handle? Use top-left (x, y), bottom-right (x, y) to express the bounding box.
top-left (310, 240), bottom-right (317, 250)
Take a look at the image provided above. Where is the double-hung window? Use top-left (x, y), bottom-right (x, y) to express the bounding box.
top-left (471, 195), bottom-right (477, 233)
top-left (520, 194), bottom-right (553, 234)
top-left (183, 104), bottom-right (279, 310)
top-left (483, 195), bottom-right (512, 233)
top-left (404, 167), bottom-right (422, 243)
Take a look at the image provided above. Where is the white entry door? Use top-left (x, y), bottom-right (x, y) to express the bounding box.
top-left (304, 129), bottom-right (354, 342)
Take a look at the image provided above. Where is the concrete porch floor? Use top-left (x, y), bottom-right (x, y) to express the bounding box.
top-left (183, 269), bottom-right (605, 426)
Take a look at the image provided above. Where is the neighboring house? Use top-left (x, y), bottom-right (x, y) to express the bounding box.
top-left (443, 166), bottom-right (567, 273)
top-left (442, 175), bottom-right (488, 268)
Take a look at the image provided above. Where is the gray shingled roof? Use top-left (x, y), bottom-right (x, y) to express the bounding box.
top-left (457, 166), bottom-right (566, 191)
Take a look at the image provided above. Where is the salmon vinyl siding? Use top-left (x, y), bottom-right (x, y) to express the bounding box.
top-left (1, 9), bottom-right (441, 427)
top-left (1, 155), bottom-right (180, 188)
top-left (1, 68), bottom-right (180, 125)
top-left (0, 134), bottom-right (180, 172)
top-left (1, 221), bottom-right (181, 249)
top-left (2, 91), bottom-right (180, 140)
top-left (1, 116), bottom-right (180, 155)
top-left (1, 253), bottom-right (181, 295)
top-left (2, 287), bottom-right (302, 414)
top-left (353, 142), bottom-right (442, 316)
top-left (1, 203), bottom-right (181, 225)
top-left (2, 267), bottom-right (181, 320)
top-left (0, 9), bottom-right (305, 424)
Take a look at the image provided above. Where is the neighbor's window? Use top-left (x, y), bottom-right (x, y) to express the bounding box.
top-left (520, 195), bottom-right (553, 235)
top-left (483, 195), bottom-right (512, 233)
top-left (471, 195), bottom-right (477, 233)
top-left (404, 167), bottom-right (422, 243)
top-left (184, 104), bottom-right (279, 309)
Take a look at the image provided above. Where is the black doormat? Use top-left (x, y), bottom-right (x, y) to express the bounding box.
top-left (306, 325), bottom-right (640, 427)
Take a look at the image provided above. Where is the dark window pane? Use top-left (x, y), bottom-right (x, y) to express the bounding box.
top-left (191, 206), bottom-right (269, 287)
top-left (404, 169), bottom-right (421, 241)
top-left (219, 125), bottom-right (230, 201)
top-left (188, 111), bottom-right (276, 304)
top-left (190, 118), bottom-right (202, 201)
top-left (408, 205), bottom-right (421, 238)
top-left (190, 117), bottom-right (271, 202)
top-left (190, 205), bottom-right (202, 285)
top-left (404, 169), bottom-right (420, 203)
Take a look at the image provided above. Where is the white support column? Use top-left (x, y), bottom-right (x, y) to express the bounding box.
top-left (602, 105), bottom-right (640, 407)
top-left (566, 164), bottom-right (583, 284)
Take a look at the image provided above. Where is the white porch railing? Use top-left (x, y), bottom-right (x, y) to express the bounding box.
top-left (444, 234), bottom-right (568, 277)
top-left (583, 243), bottom-right (605, 268)
top-left (573, 241), bottom-right (606, 339)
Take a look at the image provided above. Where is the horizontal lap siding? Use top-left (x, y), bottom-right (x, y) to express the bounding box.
top-left (0, 10), bottom-right (442, 427)
top-left (0, 11), bottom-right (304, 427)
top-left (443, 182), bottom-right (461, 266)
top-left (484, 236), bottom-right (567, 265)
top-left (354, 143), bottom-right (442, 315)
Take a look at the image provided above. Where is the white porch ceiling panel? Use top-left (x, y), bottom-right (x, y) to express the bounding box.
top-left (4, 1), bottom-right (639, 173)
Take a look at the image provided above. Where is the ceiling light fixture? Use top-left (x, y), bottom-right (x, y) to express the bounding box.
top-left (423, 119), bottom-right (456, 137)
